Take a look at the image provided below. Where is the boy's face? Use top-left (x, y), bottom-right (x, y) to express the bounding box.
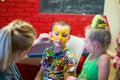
top-left (51, 25), bottom-right (70, 47)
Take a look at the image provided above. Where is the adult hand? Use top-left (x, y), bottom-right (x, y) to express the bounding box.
top-left (33, 33), bottom-right (52, 45)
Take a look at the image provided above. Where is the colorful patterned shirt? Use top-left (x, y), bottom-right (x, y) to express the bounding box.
top-left (41, 46), bottom-right (77, 80)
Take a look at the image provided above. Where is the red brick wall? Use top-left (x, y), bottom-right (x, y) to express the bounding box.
top-left (0, 0), bottom-right (107, 37)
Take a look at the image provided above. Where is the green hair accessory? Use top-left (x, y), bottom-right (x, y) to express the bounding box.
top-left (91, 15), bottom-right (106, 28)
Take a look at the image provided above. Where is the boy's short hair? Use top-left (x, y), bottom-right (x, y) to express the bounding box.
top-left (51, 21), bottom-right (71, 33)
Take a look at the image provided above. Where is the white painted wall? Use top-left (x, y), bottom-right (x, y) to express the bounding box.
top-left (115, 0), bottom-right (120, 21)
top-left (104, 0), bottom-right (120, 52)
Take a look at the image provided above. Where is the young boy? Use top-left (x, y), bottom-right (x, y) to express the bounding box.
top-left (34, 21), bottom-right (77, 80)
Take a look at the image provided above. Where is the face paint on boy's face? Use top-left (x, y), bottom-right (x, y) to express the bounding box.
top-left (51, 26), bottom-right (70, 43)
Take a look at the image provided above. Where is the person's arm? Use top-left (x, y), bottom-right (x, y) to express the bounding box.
top-left (107, 50), bottom-right (115, 59)
top-left (27, 33), bottom-right (53, 57)
top-left (34, 58), bottom-right (46, 80)
top-left (98, 54), bottom-right (110, 80)
top-left (34, 66), bottom-right (45, 80)
top-left (64, 72), bottom-right (76, 80)
top-left (64, 72), bottom-right (72, 80)
top-left (33, 33), bottom-right (52, 46)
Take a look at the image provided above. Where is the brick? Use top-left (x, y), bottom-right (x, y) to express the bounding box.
top-left (0, 3), bottom-right (16, 7)
top-left (25, 8), bottom-right (38, 13)
top-left (0, 7), bottom-right (7, 12)
top-left (0, 1), bottom-right (8, 6)
top-left (32, 13), bottom-right (43, 18)
top-left (32, 22), bottom-right (46, 27)
top-left (0, 17), bottom-right (7, 22)
top-left (30, 18), bottom-right (40, 22)
top-left (8, 7), bottom-right (24, 12)
top-left (8, 0), bottom-right (25, 3)
top-left (7, 17), bottom-right (24, 22)
top-left (24, 18), bottom-right (39, 22)
top-left (0, 22), bottom-right (8, 28)
top-left (16, 13), bottom-right (32, 17)
top-left (0, 12), bottom-right (15, 17)
top-left (24, 0), bottom-right (39, 3)
top-left (7, 17), bottom-right (16, 22)
top-left (33, 3), bottom-right (39, 8)
top-left (16, 3), bottom-right (33, 8)
top-left (6, 3), bottom-right (16, 7)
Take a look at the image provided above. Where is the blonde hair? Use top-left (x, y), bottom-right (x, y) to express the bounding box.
top-left (0, 20), bottom-right (36, 71)
top-left (51, 21), bottom-right (71, 33)
top-left (86, 26), bottom-right (111, 52)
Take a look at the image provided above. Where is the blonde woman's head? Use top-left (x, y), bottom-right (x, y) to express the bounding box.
top-left (0, 20), bottom-right (36, 71)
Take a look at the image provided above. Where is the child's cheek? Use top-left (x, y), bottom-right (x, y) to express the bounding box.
top-left (51, 35), bottom-right (69, 43)
top-left (51, 35), bottom-right (57, 41)
top-left (61, 37), bottom-right (69, 43)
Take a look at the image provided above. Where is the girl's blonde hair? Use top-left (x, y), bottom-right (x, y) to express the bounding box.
top-left (0, 20), bottom-right (36, 71)
top-left (86, 15), bottom-right (111, 53)
top-left (86, 26), bottom-right (111, 52)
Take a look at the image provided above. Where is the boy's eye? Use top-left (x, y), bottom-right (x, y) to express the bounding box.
top-left (62, 34), bottom-right (68, 37)
top-left (54, 32), bottom-right (59, 36)
top-left (54, 32), bottom-right (68, 37)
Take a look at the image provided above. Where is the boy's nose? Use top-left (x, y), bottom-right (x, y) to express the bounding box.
top-left (58, 35), bottom-right (62, 40)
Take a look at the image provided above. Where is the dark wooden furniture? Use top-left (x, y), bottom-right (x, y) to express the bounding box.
top-left (16, 58), bottom-right (41, 80)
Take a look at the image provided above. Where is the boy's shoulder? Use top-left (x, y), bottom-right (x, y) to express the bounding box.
top-left (63, 46), bottom-right (73, 53)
